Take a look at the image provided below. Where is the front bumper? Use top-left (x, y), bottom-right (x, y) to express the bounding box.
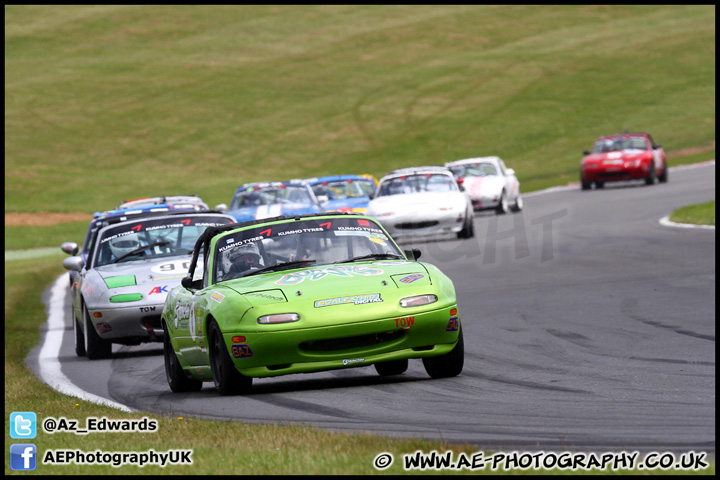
top-left (86, 303), bottom-right (165, 342)
top-left (470, 195), bottom-right (501, 211)
top-left (222, 305), bottom-right (460, 377)
top-left (378, 212), bottom-right (465, 238)
top-left (582, 163), bottom-right (649, 183)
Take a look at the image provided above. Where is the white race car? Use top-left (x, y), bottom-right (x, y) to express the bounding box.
top-left (445, 157), bottom-right (522, 214)
top-left (366, 166), bottom-right (474, 239)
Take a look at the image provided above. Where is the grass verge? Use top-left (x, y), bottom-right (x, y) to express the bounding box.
top-left (669, 200), bottom-right (716, 226)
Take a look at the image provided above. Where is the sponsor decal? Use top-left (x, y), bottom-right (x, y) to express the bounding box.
top-left (244, 292), bottom-right (284, 302)
top-left (174, 301), bottom-right (193, 329)
top-left (151, 260), bottom-right (192, 274)
top-left (149, 285), bottom-right (170, 295)
top-left (139, 306), bottom-right (156, 312)
top-left (342, 357), bottom-right (364, 366)
top-left (446, 317), bottom-right (459, 332)
top-left (394, 316), bottom-right (415, 329)
top-left (210, 292), bottom-right (225, 303)
top-left (231, 344), bottom-right (254, 358)
top-left (398, 273), bottom-right (424, 284)
top-left (275, 265), bottom-right (384, 285)
top-left (189, 301), bottom-right (197, 341)
top-left (96, 322), bottom-right (112, 333)
top-left (314, 293), bottom-right (383, 308)
top-left (152, 274), bottom-right (186, 281)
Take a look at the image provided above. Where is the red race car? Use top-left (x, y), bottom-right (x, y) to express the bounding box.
top-left (580, 132), bottom-right (668, 190)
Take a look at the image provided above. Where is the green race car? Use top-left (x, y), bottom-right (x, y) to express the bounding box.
top-left (162, 213), bottom-right (463, 395)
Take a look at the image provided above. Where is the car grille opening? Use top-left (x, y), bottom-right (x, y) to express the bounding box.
top-left (299, 330), bottom-right (404, 352)
top-left (412, 345), bottom-right (434, 351)
top-left (267, 364), bottom-right (292, 371)
top-left (395, 221), bottom-right (439, 230)
top-left (140, 315), bottom-right (163, 330)
top-left (599, 171), bottom-right (628, 178)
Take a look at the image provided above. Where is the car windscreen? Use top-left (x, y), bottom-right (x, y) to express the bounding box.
top-left (311, 179), bottom-right (376, 200)
top-left (94, 215), bottom-right (233, 267)
top-left (376, 174), bottom-right (457, 197)
top-left (214, 217), bottom-right (404, 283)
top-left (592, 136), bottom-right (648, 153)
top-left (230, 185), bottom-right (314, 210)
top-left (450, 163), bottom-right (498, 177)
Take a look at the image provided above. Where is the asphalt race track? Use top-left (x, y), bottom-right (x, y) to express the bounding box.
top-left (30, 162), bottom-right (715, 454)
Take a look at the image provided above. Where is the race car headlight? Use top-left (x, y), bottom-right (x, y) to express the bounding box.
top-left (257, 313), bottom-right (300, 324)
top-left (399, 294), bottom-right (438, 308)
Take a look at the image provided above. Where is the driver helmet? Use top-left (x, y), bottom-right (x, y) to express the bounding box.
top-left (244, 191), bottom-right (262, 206)
top-left (109, 232), bottom-right (141, 258)
top-left (224, 241), bottom-right (265, 276)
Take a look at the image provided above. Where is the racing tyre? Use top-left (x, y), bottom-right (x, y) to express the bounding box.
top-left (374, 359), bottom-right (409, 376)
top-left (164, 326), bottom-right (203, 393)
top-left (496, 191), bottom-right (509, 214)
top-left (209, 320), bottom-right (252, 396)
top-left (456, 213), bottom-right (475, 239)
top-left (74, 308), bottom-right (86, 357)
top-left (511, 194), bottom-right (523, 213)
top-left (83, 303), bottom-right (112, 360)
top-left (658, 164), bottom-right (668, 183)
top-left (581, 181), bottom-right (592, 191)
top-left (645, 163), bottom-right (656, 185)
top-left (422, 325), bottom-right (464, 379)
top-left (594, 181), bottom-right (604, 189)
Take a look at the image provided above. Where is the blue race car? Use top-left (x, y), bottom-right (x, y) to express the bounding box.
top-left (302, 175), bottom-right (378, 214)
top-left (226, 181), bottom-right (323, 222)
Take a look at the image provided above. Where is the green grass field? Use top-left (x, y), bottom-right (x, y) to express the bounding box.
top-left (5, 5), bottom-right (715, 475)
top-left (5, 5), bottom-right (715, 214)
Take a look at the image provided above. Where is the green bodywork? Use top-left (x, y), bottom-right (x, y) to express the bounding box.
top-left (162, 215), bottom-right (460, 381)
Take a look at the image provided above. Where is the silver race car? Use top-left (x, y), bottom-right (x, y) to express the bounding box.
top-left (366, 166), bottom-right (474, 240)
top-left (63, 211), bottom-right (235, 359)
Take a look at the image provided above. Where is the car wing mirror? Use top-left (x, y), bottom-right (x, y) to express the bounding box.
top-left (214, 203), bottom-right (228, 213)
top-left (61, 242), bottom-right (79, 256)
top-left (62, 256), bottom-right (84, 272)
top-left (404, 248), bottom-right (422, 261)
top-left (505, 168), bottom-right (515, 176)
top-left (181, 275), bottom-right (202, 291)
top-left (583, 150), bottom-right (590, 155)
